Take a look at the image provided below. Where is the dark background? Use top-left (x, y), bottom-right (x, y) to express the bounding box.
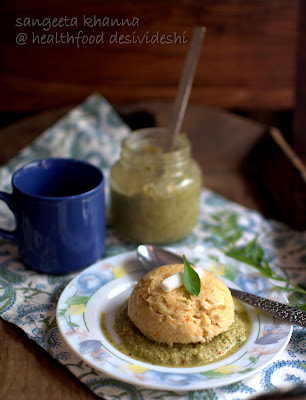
top-left (0, 0), bottom-right (305, 157)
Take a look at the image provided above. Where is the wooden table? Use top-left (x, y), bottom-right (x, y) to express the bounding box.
top-left (0, 101), bottom-right (295, 399)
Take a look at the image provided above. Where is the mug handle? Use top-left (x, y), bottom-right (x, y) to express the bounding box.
top-left (0, 191), bottom-right (17, 242)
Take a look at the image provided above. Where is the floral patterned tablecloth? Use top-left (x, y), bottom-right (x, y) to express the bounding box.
top-left (0, 93), bottom-right (305, 400)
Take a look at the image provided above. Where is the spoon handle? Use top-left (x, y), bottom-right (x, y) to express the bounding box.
top-left (167, 26), bottom-right (206, 150)
top-left (229, 288), bottom-right (306, 328)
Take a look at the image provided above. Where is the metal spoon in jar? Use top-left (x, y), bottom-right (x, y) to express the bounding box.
top-left (137, 244), bottom-right (306, 328)
top-left (164, 26), bottom-right (206, 151)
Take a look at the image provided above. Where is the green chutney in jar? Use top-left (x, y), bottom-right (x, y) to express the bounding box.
top-left (110, 128), bottom-right (202, 244)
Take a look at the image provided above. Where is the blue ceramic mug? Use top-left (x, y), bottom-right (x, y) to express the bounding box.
top-left (0, 158), bottom-right (105, 274)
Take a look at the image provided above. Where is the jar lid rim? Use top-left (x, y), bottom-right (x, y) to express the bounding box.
top-left (123, 128), bottom-right (191, 156)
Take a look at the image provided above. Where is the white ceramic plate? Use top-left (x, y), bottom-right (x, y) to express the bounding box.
top-left (56, 250), bottom-right (293, 391)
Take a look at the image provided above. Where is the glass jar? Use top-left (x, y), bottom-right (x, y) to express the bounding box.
top-left (110, 128), bottom-right (202, 244)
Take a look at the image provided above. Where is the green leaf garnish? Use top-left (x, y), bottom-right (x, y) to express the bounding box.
top-left (207, 211), bottom-right (306, 303)
top-left (183, 255), bottom-right (201, 296)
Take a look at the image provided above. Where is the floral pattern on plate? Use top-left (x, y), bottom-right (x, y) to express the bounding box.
top-left (56, 250), bottom-right (292, 391)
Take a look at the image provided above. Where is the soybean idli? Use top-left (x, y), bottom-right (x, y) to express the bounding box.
top-left (128, 264), bottom-right (235, 346)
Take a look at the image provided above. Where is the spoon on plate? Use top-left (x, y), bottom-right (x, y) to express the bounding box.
top-left (137, 244), bottom-right (306, 328)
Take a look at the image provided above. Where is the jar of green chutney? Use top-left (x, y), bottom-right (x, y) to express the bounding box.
top-left (110, 128), bottom-right (202, 244)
